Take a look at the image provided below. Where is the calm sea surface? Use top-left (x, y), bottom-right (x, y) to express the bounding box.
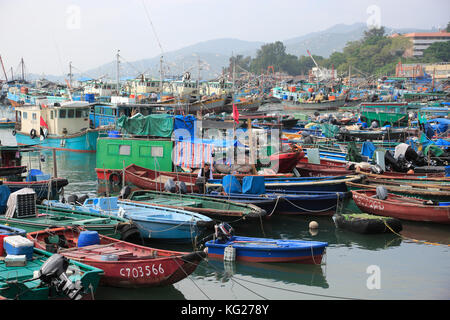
top-left (0, 105), bottom-right (449, 300)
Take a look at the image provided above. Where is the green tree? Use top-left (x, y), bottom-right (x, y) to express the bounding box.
top-left (422, 41), bottom-right (450, 62)
top-left (447, 22), bottom-right (450, 32)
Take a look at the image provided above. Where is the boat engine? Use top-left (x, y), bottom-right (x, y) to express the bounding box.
top-left (37, 254), bottom-right (84, 300)
top-left (215, 223), bottom-right (234, 242)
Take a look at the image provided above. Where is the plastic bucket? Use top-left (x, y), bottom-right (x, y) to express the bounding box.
top-left (77, 231), bottom-right (100, 247)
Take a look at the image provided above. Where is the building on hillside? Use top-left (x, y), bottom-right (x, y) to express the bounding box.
top-left (396, 62), bottom-right (450, 80)
top-left (391, 30), bottom-right (450, 57)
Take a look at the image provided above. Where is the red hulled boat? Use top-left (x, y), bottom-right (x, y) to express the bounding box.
top-left (27, 227), bottom-right (206, 288)
top-left (351, 190), bottom-right (450, 224)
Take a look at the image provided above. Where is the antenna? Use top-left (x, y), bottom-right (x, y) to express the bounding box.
top-left (116, 49), bottom-right (120, 95)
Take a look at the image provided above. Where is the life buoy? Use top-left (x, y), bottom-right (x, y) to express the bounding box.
top-left (108, 172), bottom-right (122, 186)
top-left (30, 129), bottom-right (37, 139)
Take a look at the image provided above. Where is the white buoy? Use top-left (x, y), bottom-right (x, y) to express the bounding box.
top-left (309, 221), bottom-right (319, 229)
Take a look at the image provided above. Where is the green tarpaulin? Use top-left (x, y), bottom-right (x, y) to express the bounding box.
top-left (117, 113), bottom-right (174, 137)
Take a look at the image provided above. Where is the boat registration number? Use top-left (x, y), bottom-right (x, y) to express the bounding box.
top-left (119, 264), bottom-right (165, 278)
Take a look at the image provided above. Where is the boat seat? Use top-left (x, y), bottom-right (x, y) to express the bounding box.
top-left (134, 171), bottom-right (147, 177)
top-left (72, 218), bottom-right (110, 225)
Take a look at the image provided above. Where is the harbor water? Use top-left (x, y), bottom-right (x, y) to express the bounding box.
top-left (0, 109), bottom-right (449, 300)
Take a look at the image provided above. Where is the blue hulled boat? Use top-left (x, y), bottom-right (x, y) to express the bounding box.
top-left (197, 190), bottom-right (351, 216)
top-left (205, 236), bottom-right (328, 264)
top-left (43, 197), bottom-right (214, 243)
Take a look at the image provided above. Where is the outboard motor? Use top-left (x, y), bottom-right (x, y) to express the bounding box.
top-left (376, 186), bottom-right (388, 200)
top-left (37, 254), bottom-right (84, 300)
top-left (67, 195), bottom-right (78, 205)
top-left (371, 164), bottom-right (384, 174)
top-left (118, 186), bottom-right (131, 199)
top-left (176, 181), bottom-right (187, 194)
top-left (215, 223), bottom-right (234, 242)
top-left (164, 179), bottom-right (177, 193)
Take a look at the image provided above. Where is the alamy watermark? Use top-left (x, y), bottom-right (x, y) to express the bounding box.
top-left (366, 5), bottom-right (381, 30)
top-left (366, 265), bottom-right (381, 290)
top-left (66, 5), bottom-right (81, 30)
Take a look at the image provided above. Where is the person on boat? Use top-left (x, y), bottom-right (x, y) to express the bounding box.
top-left (195, 163), bottom-right (213, 193)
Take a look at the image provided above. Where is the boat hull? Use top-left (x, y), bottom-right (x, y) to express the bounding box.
top-left (351, 190), bottom-right (450, 224)
top-left (15, 130), bottom-right (99, 153)
top-left (206, 236), bottom-right (327, 264)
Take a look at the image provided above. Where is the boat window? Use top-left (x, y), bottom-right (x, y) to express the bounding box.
top-left (68, 109), bottom-right (75, 118)
top-left (23, 112), bottom-right (28, 119)
top-left (119, 145), bottom-right (131, 156)
top-left (32, 113), bottom-right (37, 120)
top-left (59, 109), bottom-right (66, 118)
top-left (82, 109), bottom-right (90, 117)
top-left (50, 111), bottom-right (54, 119)
top-left (76, 109), bottom-right (82, 118)
top-left (151, 146), bottom-right (164, 158)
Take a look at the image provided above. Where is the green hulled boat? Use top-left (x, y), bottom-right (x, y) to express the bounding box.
top-left (0, 203), bottom-right (139, 241)
top-left (0, 248), bottom-right (104, 300)
top-left (359, 102), bottom-right (409, 127)
top-left (126, 190), bottom-right (267, 221)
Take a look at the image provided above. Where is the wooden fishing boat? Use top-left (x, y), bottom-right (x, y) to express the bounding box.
top-left (207, 175), bottom-right (363, 193)
top-left (43, 196), bottom-right (214, 242)
top-left (295, 161), bottom-right (353, 177)
top-left (27, 227), bottom-right (207, 288)
top-left (124, 164), bottom-right (200, 193)
top-left (358, 170), bottom-right (450, 183)
top-left (0, 166), bottom-right (27, 177)
top-left (198, 191), bottom-right (351, 216)
top-left (0, 189), bottom-right (139, 240)
top-left (0, 118), bottom-right (15, 128)
top-left (347, 181), bottom-right (450, 202)
top-left (268, 151), bottom-right (305, 173)
top-left (205, 236), bottom-right (328, 264)
top-left (351, 190), bottom-right (450, 224)
top-left (223, 98), bottom-right (262, 113)
top-left (337, 127), bottom-right (415, 141)
top-left (283, 99), bottom-right (346, 111)
top-left (0, 247), bottom-right (103, 300)
top-left (127, 190), bottom-right (267, 221)
top-left (3, 177), bottom-right (69, 201)
top-left (332, 213), bottom-right (402, 234)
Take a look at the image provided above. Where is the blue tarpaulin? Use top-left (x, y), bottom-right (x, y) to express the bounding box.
top-left (0, 185), bottom-right (11, 214)
top-left (361, 141), bottom-right (376, 159)
top-left (242, 176), bottom-right (266, 195)
top-left (222, 175), bottom-right (242, 194)
top-left (173, 115), bottom-right (196, 141)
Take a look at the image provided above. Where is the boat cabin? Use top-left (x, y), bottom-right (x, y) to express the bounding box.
top-left (15, 100), bottom-right (91, 136)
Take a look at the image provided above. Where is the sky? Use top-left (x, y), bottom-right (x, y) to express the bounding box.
top-left (0, 0), bottom-right (449, 77)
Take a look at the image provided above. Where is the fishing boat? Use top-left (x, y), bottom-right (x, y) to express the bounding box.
top-left (337, 127), bottom-right (415, 142)
top-left (295, 161), bottom-right (354, 177)
top-left (127, 189), bottom-right (267, 221)
top-left (347, 180), bottom-right (450, 202)
top-left (0, 188), bottom-right (139, 240)
top-left (124, 164), bottom-right (200, 192)
top-left (0, 118), bottom-right (15, 128)
top-left (198, 190), bottom-right (350, 216)
top-left (186, 95), bottom-right (227, 114)
top-left (13, 100), bottom-right (104, 152)
top-left (43, 196), bottom-right (214, 242)
top-left (27, 227), bottom-right (207, 288)
top-left (223, 97), bottom-right (262, 114)
top-left (205, 236), bottom-right (328, 264)
top-left (0, 247), bottom-right (103, 300)
top-left (283, 99), bottom-right (346, 111)
top-left (268, 151), bottom-right (305, 173)
top-left (207, 175), bottom-right (362, 193)
top-left (359, 102), bottom-right (409, 127)
top-left (332, 213), bottom-right (402, 234)
top-left (0, 145), bottom-right (67, 200)
top-left (351, 190), bottom-right (450, 224)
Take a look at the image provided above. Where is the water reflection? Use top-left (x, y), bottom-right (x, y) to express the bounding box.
top-left (203, 259), bottom-right (329, 289)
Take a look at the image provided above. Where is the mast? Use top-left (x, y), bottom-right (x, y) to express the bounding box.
top-left (0, 55), bottom-right (8, 82)
top-left (20, 57), bottom-right (25, 81)
top-left (10, 67), bottom-right (13, 81)
top-left (68, 61), bottom-right (73, 88)
top-left (159, 55), bottom-right (163, 95)
top-left (116, 49), bottom-right (120, 95)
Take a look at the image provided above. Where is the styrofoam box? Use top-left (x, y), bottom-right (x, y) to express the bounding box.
top-left (3, 236), bottom-right (34, 260)
top-left (5, 254), bottom-right (27, 267)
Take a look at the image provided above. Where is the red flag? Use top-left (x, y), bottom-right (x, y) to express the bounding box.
top-left (232, 103), bottom-right (239, 124)
top-left (40, 116), bottom-right (48, 128)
